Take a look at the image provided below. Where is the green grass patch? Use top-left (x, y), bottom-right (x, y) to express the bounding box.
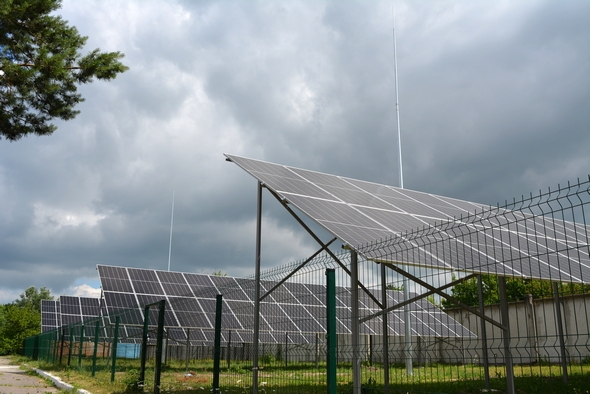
top-left (13, 355), bottom-right (590, 394)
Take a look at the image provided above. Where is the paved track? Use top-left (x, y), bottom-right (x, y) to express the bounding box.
top-left (0, 356), bottom-right (60, 393)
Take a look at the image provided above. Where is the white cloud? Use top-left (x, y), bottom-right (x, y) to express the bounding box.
top-left (66, 284), bottom-right (102, 299)
top-left (0, 0), bottom-right (588, 300)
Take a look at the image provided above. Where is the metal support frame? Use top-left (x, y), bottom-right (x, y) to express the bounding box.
top-left (373, 263), bottom-right (503, 329)
top-left (260, 237), bottom-right (337, 301)
top-left (267, 187), bottom-right (383, 309)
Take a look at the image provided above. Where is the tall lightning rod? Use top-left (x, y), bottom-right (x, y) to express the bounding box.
top-left (167, 191), bottom-right (175, 272)
top-left (394, 8), bottom-right (404, 189)
top-left (393, 7), bottom-right (412, 376)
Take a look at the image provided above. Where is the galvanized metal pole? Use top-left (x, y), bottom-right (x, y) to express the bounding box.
top-left (326, 268), bottom-right (337, 394)
top-left (92, 320), bottom-right (100, 377)
top-left (252, 181), bottom-right (263, 394)
top-left (380, 264), bottom-right (390, 393)
top-left (154, 300), bottom-right (166, 394)
top-left (111, 316), bottom-right (120, 383)
top-left (498, 277), bottom-right (515, 394)
top-left (403, 277), bottom-right (413, 375)
top-left (351, 250), bottom-right (361, 394)
top-left (478, 275), bottom-right (490, 389)
top-left (185, 328), bottom-right (190, 373)
top-left (552, 282), bottom-right (569, 383)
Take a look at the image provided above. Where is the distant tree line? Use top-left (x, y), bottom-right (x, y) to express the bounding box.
top-left (0, 286), bottom-right (53, 355)
top-left (442, 274), bottom-right (590, 309)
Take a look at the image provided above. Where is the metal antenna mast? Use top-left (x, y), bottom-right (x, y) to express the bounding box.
top-left (393, 7), bottom-right (412, 376)
top-left (394, 8), bottom-right (404, 189)
top-left (167, 191), bottom-right (175, 272)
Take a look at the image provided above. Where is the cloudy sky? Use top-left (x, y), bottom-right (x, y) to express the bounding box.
top-left (0, 0), bottom-right (588, 304)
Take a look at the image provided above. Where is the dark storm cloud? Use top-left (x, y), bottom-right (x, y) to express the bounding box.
top-left (0, 0), bottom-right (588, 303)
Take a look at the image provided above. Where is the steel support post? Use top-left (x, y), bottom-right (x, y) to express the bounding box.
top-left (227, 330), bottom-right (231, 369)
top-left (92, 320), bottom-right (100, 377)
top-left (326, 268), bottom-right (337, 394)
top-left (498, 277), bottom-right (515, 394)
top-left (213, 294), bottom-right (223, 392)
top-left (380, 264), bottom-right (390, 394)
top-left (185, 328), bottom-right (190, 373)
top-left (139, 306), bottom-right (150, 387)
top-left (252, 181), bottom-right (263, 394)
top-left (478, 275), bottom-right (490, 389)
top-left (154, 300), bottom-right (166, 394)
top-left (404, 277), bottom-right (413, 375)
top-left (552, 282), bottom-right (569, 383)
top-left (111, 316), bottom-right (120, 383)
top-left (68, 326), bottom-right (74, 367)
top-left (351, 250), bottom-right (361, 394)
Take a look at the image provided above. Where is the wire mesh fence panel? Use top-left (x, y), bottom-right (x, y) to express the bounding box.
top-left (21, 175), bottom-right (590, 393)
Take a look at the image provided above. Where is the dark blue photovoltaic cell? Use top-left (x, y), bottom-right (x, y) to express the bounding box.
top-left (96, 264), bottom-right (474, 339)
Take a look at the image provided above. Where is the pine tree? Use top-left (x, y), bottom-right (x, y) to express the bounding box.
top-left (0, 0), bottom-right (128, 141)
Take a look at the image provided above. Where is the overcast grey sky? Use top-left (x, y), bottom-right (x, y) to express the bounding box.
top-left (1, 0), bottom-right (588, 303)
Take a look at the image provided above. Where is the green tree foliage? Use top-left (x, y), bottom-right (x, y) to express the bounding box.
top-left (0, 286), bottom-right (53, 354)
top-left (0, 304), bottom-right (40, 355)
top-left (0, 0), bottom-right (128, 141)
top-left (211, 270), bottom-right (227, 276)
top-left (442, 275), bottom-right (590, 309)
top-left (14, 285), bottom-right (53, 313)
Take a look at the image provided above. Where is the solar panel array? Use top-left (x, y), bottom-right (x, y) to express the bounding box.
top-left (225, 154), bottom-right (590, 283)
top-left (97, 264), bottom-right (474, 344)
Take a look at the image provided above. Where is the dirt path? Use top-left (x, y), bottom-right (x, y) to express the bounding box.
top-left (0, 356), bottom-right (60, 393)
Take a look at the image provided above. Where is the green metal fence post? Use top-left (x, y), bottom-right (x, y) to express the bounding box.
top-left (139, 305), bottom-right (150, 388)
top-left (32, 335), bottom-right (39, 361)
top-left (68, 327), bottom-right (74, 367)
top-left (326, 268), bottom-right (337, 394)
top-left (154, 300), bottom-right (166, 394)
top-left (78, 325), bottom-right (85, 367)
top-left (52, 331), bottom-right (59, 364)
top-left (92, 320), bottom-right (100, 377)
top-left (213, 294), bottom-right (223, 392)
top-left (111, 316), bottom-right (120, 383)
top-left (59, 329), bottom-right (65, 365)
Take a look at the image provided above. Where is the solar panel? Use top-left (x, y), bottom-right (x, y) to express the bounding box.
top-left (96, 264), bottom-right (475, 343)
top-left (225, 154), bottom-right (590, 283)
top-left (41, 300), bottom-right (60, 333)
top-left (59, 296), bottom-right (101, 325)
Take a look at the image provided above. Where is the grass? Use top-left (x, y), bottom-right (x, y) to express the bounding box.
top-left (13, 355), bottom-right (590, 394)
